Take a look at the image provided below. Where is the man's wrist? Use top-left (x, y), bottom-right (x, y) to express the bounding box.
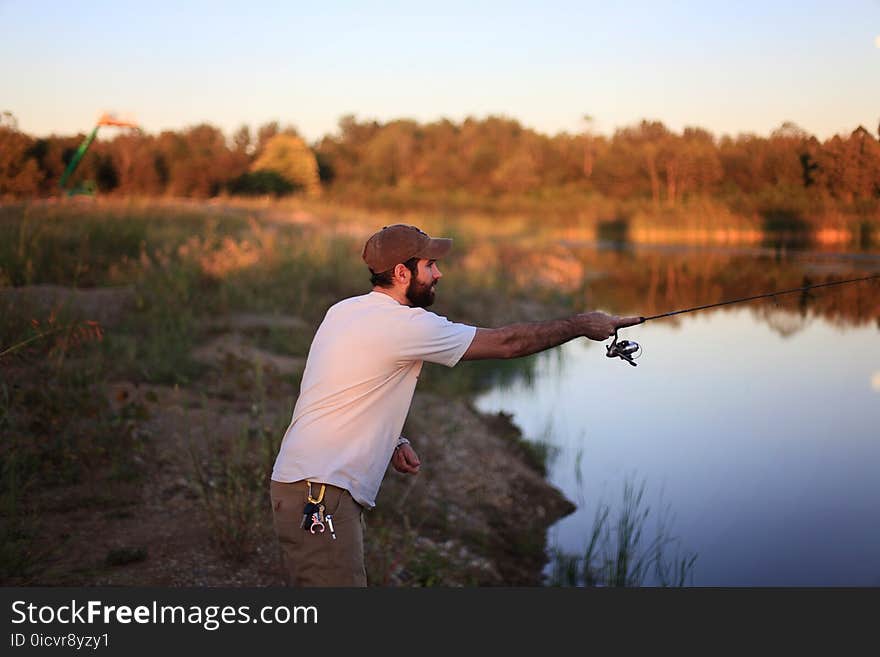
top-left (395, 437), bottom-right (410, 449)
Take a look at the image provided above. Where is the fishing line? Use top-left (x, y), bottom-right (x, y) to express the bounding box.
top-left (605, 272), bottom-right (880, 366)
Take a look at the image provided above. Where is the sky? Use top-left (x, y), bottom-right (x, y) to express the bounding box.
top-left (2, 1), bottom-right (879, 143)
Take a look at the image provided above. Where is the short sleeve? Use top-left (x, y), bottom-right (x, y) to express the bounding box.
top-left (394, 309), bottom-right (477, 367)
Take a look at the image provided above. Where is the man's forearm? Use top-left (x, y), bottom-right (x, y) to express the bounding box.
top-left (484, 317), bottom-right (582, 359)
top-left (462, 311), bottom-right (640, 361)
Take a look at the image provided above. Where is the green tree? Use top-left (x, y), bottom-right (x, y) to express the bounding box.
top-left (251, 133), bottom-right (321, 196)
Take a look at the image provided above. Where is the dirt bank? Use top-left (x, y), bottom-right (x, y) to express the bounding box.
top-left (7, 293), bottom-right (574, 586)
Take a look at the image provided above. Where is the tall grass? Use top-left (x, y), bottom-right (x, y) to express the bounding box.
top-left (3, 202), bottom-right (561, 391)
top-left (187, 424), bottom-right (265, 563)
top-left (186, 361), bottom-right (288, 563)
top-left (548, 478), bottom-right (697, 587)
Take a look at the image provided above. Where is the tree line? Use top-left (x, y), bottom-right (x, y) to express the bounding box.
top-left (2, 110), bottom-right (878, 218)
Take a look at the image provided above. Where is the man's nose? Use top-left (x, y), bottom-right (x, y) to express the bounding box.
top-left (433, 265), bottom-right (443, 280)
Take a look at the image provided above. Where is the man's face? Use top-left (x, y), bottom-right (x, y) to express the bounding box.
top-left (405, 259), bottom-right (442, 308)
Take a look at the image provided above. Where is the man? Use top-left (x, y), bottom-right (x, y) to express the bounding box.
top-left (270, 224), bottom-right (641, 586)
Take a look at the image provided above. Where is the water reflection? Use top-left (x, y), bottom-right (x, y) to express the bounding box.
top-left (471, 246), bottom-right (880, 586)
top-left (470, 239), bottom-right (880, 330)
top-left (581, 249), bottom-right (879, 330)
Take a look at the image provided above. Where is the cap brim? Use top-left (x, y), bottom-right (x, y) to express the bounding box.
top-left (415, 237), bottom-right (453, 260)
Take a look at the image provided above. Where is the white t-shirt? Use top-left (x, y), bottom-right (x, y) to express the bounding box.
top-left (271, 291), bottom-right (476, 508)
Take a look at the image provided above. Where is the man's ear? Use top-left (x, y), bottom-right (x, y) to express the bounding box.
top-left (393, 263), bottom-right (410, 283)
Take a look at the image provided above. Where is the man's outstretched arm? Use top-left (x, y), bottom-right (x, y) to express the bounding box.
top-left (461, 312), bottom-right (643, 361)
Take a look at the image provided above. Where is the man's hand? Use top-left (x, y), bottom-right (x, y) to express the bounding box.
top-left (577, 312), bottom-right (644, 341)
top-left (392, 443), bottom-right (421, 475)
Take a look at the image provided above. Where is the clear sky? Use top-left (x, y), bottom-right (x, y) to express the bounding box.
top-left (2, 1), bottom-right (879, 143)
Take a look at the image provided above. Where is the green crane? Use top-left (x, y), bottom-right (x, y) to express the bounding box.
top-left (58, 113), bottom-right (138, 196)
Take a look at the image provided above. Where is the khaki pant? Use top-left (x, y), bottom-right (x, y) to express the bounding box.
top-left (270, 479), bottom-right (367, 587)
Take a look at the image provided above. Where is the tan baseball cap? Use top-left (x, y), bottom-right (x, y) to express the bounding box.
top-left (362, 224), bottom-right (453, 273)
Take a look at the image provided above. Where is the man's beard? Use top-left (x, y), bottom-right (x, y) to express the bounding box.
top-left (406, 277), bottom-right (436, 308)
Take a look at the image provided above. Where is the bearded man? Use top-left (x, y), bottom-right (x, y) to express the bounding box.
top-left (270, 224), bottom-right (641, 586)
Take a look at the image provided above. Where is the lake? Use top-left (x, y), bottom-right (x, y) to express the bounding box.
top-left (474, 242), bottom-right (880, 586)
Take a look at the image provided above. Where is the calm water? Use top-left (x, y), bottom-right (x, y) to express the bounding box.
top-left (473, 245), bottom-right (880, 586)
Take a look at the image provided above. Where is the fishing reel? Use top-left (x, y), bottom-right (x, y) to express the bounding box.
top-left (605, 330), bottom-right (642, 367)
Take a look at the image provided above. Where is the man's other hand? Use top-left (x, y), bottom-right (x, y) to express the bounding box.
top-left (392, 443), bottom-right (421, 474)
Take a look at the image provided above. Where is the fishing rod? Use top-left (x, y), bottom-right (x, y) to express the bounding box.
top-left (605, 272), bottom-right (880, 366)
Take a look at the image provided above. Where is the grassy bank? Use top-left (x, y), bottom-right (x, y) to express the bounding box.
top-left (0, 200), bottom-right (570, 586)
